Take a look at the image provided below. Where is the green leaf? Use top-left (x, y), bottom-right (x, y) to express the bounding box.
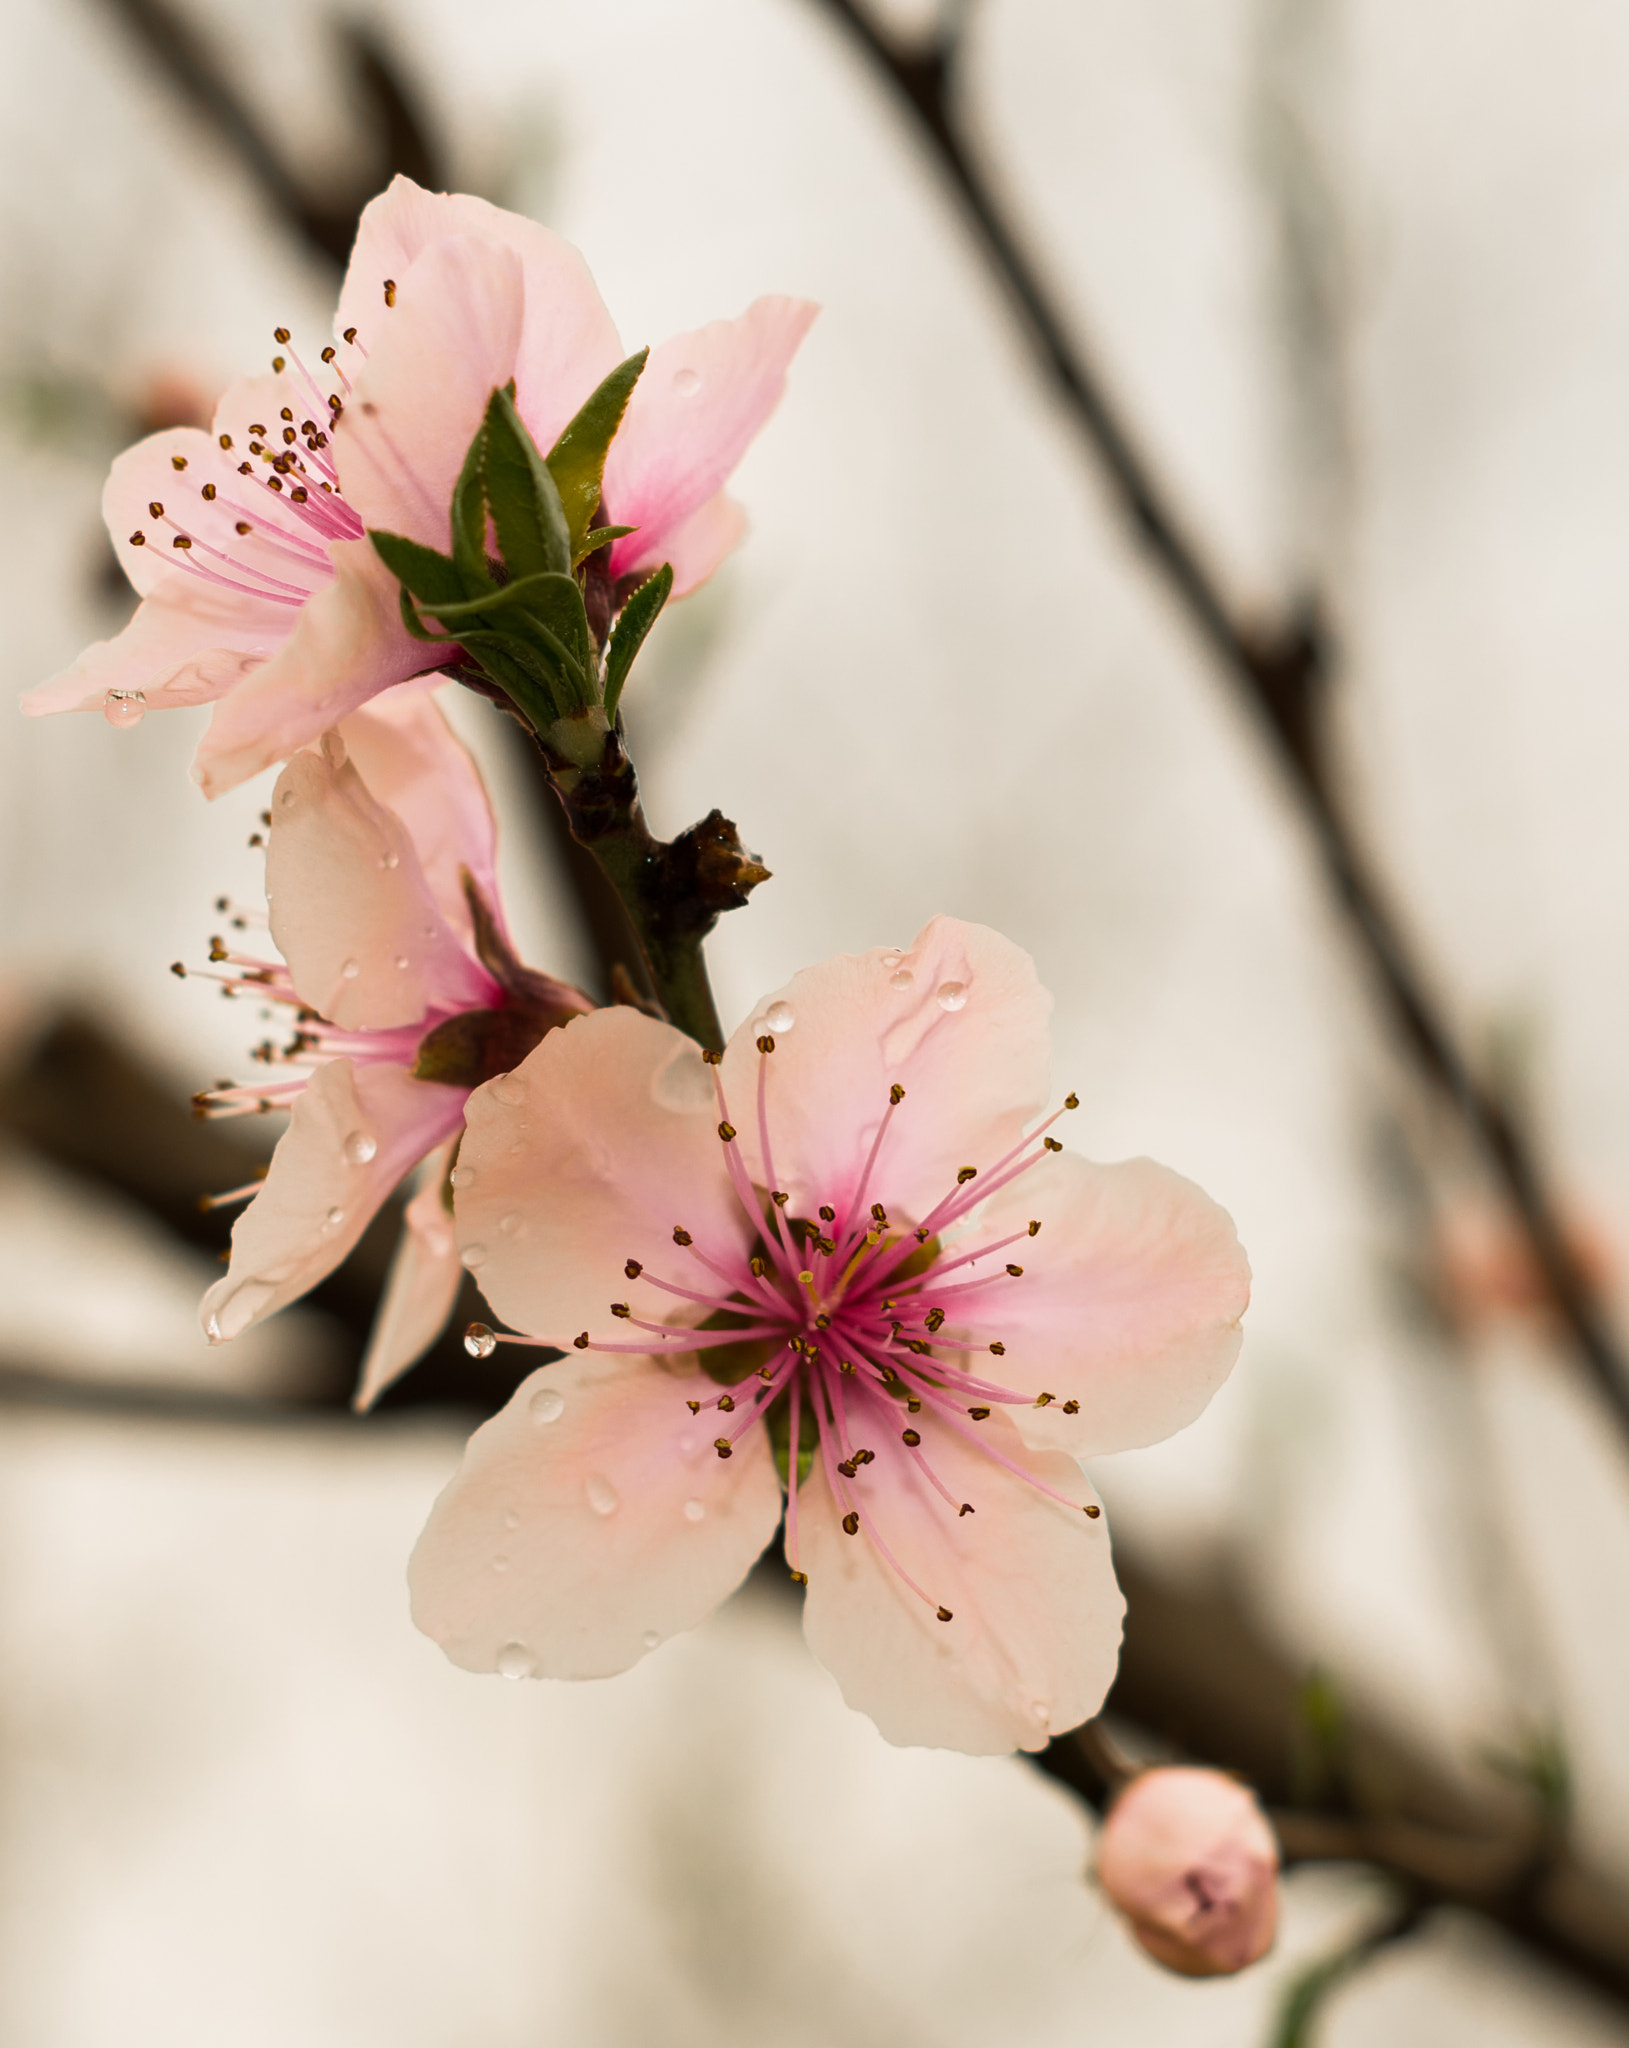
top-left (482, 385), bottom-right (571, 581)
top-left (546, 348), bottom-right (648, 560)
top-left (602, 562), bottom-right (673, 719)
top-left (448, 416), bottom-right (493, 587)
top-left (368, 528), bottom-right (470, 608)
top-left (574, 523), bottom-right (637, 568)
top-left (405, 568), bottom-right (583, 628)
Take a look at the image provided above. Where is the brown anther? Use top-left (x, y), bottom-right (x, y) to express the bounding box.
top-left (958, 1503), bottom-right (974, 1516)
top-left (343, 326), bottom-right (358, 345)
top-left (129, 530), bottom-right (145, 546)
top-left (291, 487), bottom-right (308, 503)
top-left (914, 1227), bottom-right (930, 1243)
top-left (967, 1406), bottom-right (990, 1420)
top-left (1035, 1391), bottom-right (1054, 1407)
top-left (1043, 1136), bottom-right (1063, 1153)
top-left (818, 1205), bottom-right (835, 1223)
top-left (169, 960), bottom-right (187, 978)
top-left (772, 1190), bottom-right (790, 1207)
top-left (1006, 1263), bottom-right (1024, 1277)
top-left (208, 937), bottom-right (228, 962)
top-left (279, 406), bottom-right (293, 421)
top-left (1028, 1220), bottom-right (1041, 1236)
top-left (201, 482), bottom-right (217, 501)
top-left (714, 1439), bottom-right (733, 1459)
top-left (383, 279), bottom-right (397, 306)
top-left (924, 1308), bottom-right (945, 1332)
top-left (814, 1312), bottom-right (831, 1329)
top-left (701, 1048), bottom-right (721, 1065)
top-left (756, 1034), bottom-right (775, 1054)
top-left (235, 521), bottom-right (251, 536)
top-left (1065, 1093), bottom-right (1080, 1109)
top-left (936, 1607), bottom-right (953, 1622)
top-left (906, 1339), bottom-right (928, 1356)
top-left (906, 1397), bottom-right (922, 1412)
top-left (956, 1166), bottom-right (977, 1185)
top-left (321, 346), bottom-right (336, 363)
top-left (989, 1341), bottom-right (1005, 1356)
top-left (839, 1360), bottom-right (856, 1374)
top-left (282, 427), bottom-right (296, 445)
top-left (249, 424), bottom-right (267, 436)
top-left (815, 1235), bottom-right (835, 1256)
top-left (889, 1083), bottom-right (905, 1105)
top-left (717, 1121), bottom-right (736, 1142)
top-left (273, 326), bottom-right (291, 345)
top-left (854, 1449), bottom-right (875, 1465)
top-left (610, 1303), bottom-right (631, 1319)
top-left (1062, 1400), bottom-right (1079, 1414)
top-left (837, 1459), bottom-right (857, 1479)
top-left (148, 500), bottom-right (163, 518)
top-left (718, 1395), bottom-right (735, 1412)
top-left (901, 1428), bottom-right (921, 1447)
top-left (238, 462), bottom-right (252, 475)
top-left (247, 833), bottom-right (263, 848)
top-left (172, 534), bottom-right (192, 549)
top-left (573, 1332), bottom-right (590, 1349)
top-left (218, 433), bottom-right (233, 449)
top-left (673, 1227), bottom-right (693, 1246)
top-left (841, 1512), bottom-right (860, 1536)
top-left (271, 356), bottom-right (285, 372)
top-left (685, 1400), bottom-right (701, 1414)
top-left (1085, 1504), bottom-right (1102, 1519)
top-left (871, 1203), bottom-right (888, 1224)
top-left (170, 454), bottom-right (187, 470)
top-left (268, 477), bottom-right (283, 492)
top-left (624, 1259), bottom-right (643, 1279)
top-left (789, 1569), bottom-right (808, 1585)
top-left (749, 1256), bottom-right (767, 1279)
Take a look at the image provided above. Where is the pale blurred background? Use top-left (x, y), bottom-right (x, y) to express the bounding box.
top-left (3, 0), bottom-right (1629, 2041)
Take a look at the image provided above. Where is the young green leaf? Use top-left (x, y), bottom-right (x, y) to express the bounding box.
top-left (573, 523), bottom-right (637, 568)
top-left (602, 562), bottom-right (673, 720)
top-left (368, 528), bottom-right (471, 609)
top-left (546, 349), bottom-right (648, 559)
top-left (482, 386), bottom-right (571, 581)
top-left (448, 416), bottom-right (493, 587)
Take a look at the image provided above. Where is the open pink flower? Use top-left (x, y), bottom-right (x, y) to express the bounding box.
top-left (409, 917), bottom-right (1250, 1753)
top-left (196, 681), bottom-right (590, 1407)
top-left (24, 176), bottom-right (817, 798)
top-left (1097, 1767), bottom-right (1280, 1976)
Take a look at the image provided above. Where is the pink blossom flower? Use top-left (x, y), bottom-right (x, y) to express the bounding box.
top-left (196, 681), bottom-right (590, 1407)
top-left (409, 918), bottom-right (1250, 1752)
top-left (1096, 1766), bottom-right (1280, 1976)
top-left (24, 176), bottom-right (817, 799)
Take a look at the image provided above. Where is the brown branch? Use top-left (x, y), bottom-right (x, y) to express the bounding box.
top-left (804, 0), bottom-right (1629, 1437)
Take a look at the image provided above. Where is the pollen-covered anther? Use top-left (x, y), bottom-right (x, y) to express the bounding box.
top-left (201, 483), bottom-right (217, 501)
top-left (841, 1512), bottom-right (860, 1536)
top-left (871, 1203), bottom-right (888, 1225)
top-left (889, 1084), bottom-right (905, 1105)
top-left (714, 1439), bottom-right (733, 1459)
top-left (967, 1405), bottom-right (990, 1421)
top-left (700, 1048), bottom-right (721, 1066)
top-left (672, 1227), bottom-right (693, 1246)
top-left (624, 1259), bottom-right (643, 1279)
top-left (1028, 1220), bottom-right (1042, 1236)
top-left (170, 454), bottom-right (187, 470)
top-left (936, 1607), bottom-right (954, 1623)
top-left (610, 1303), bottom-right (631, 1319)
top-left (956, 1166), bottom-right (977, 1185)
top-left (1043, 1137), bottom-right (1063, 1153)
top-left (717, 1395), bottom-right (735, 1412)
top-left (814, 1312), bottom-right (831, 1329)
top-left (1062, 1400), bottom-right (1079, 1414)
top-left (1006, 1263), bottom-right (1024, 1277)
top-left (1064, 1092), bottom-right (1080, 1109)
top-left (383, 278), bottom-right (397, 306)
top-left (685, 1400), bottom-right (701, 1414)
top-left (771, 1191), bottom-right (790, 1208)
top-left (572, 1332), bottom-right (591, 1349)
top-left (756, 1034), bottom-right (775, 1054)
top-left (924, 1308), bottom-right (945, 1333)
top-left (129, 530), bottom-right (146, 545)
top-left (1034, 1391), bottom-right (1055, 1407)
top-left (958, 1503), bottom-right (974, 1517)
top-left (837, 1458), bottom-right (857, 1478)
top-left (789, 1569), bottom-right (808, 1586)
top-left (839, 1360), bottom-right (857, 1374)
top-left (749, 1256), bottom-right (767, 1278)
top-left (1085, 1505), bottom-right (1102, 1519)
top-left (818, 1205), bottom-right (835, 1223)
top-left (989, 1341), bottom-right (1006, 1356)
top-left (901, 1428), bottom-right (921, 1447)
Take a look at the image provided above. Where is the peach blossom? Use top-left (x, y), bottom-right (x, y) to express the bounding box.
top-left (1097, 1766), bottom-right (1280, 1976)
top-left (25, 177), bottom-right (816, 798)
top-left (410, 918), bottom-right (1250, 1752)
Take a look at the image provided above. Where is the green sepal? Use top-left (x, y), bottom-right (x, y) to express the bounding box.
top-left (482, 385), bottom-right (571, 581)
top-left (603, 562), bottom-right (673, 720)
top-left (546, 348), bottom-right (649, 559)
top-left (448, 418), bottom-right (495, 588)
top-left (766, 1390), bottom-right (817, 1490)
top-left (407, 568), bottom-right (584, 629)
top-left (574, 523), bottom-right (636, 568)
top-left (369, 528), bottom-right (471, 608)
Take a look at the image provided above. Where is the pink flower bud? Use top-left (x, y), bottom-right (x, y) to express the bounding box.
top-left (1096, 1766), bottom-right (1279, 1977)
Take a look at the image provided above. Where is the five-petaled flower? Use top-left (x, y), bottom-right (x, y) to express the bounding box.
top-left (23, 175), bottom-right (816, 799)
top-left (409, 917), bottom-right (1250, 1753)
top-left (195, 681), bottom-right (590, 1408)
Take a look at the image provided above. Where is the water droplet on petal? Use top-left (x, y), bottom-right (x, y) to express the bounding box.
top-left (325, 1205), bottom-right (344, 1227)
top-left (673, 365), bottom-right (702, 396)
top-left (340, 958), bottom-right (360, 980)
top-left (496, 1642), bottom-right (534, 1680)
top-left (278, 786), bottom-right (297, 809)
top-left (641, 1629), bottom-right (661, 1651)
top-left (683, 1498), bottom-right (706, 1524)
top-left (502, 1508), bottom-right (520, 1531)
top-left (1031, 1699), bottom-right (1052, 1729)
top-left (492, 1555), bottom-right (509, 1573)
top-left (935, 980), bottom-right (967, 1012)
top-left (204, 1313), bottom-right (222, 1344)
top-left (889, 970), bottom-right (914, 992)
top-left (342, 1128), bottom-right (377, 1166)
top-left (882, 949), bottom-right (902, 968)
top-left (103, 687), bottom-right (146, 728)
top-left (460, 1242), bottom-right (488, 1271)
top-left (764, 1000), bottom-right (795, 1032)
top-left (586, 1475), bottom-right (619, 1516)
top-left (489, 1077), bottom-right (522, 1108)
top-left (464, 1323), bottom-right (497, 1359)
top-left (497, 1210), bottom-right (524, 1237)
top-left (394, 954), bottom-right (410, 971)
top-left (377, 849), bottom-right (399, 870)
top-left (529, 1386), bottom-right (565, 1425)
top-left (449, 1165), bottom-right (475, 1189)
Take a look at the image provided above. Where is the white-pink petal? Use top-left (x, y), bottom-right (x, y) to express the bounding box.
top-left (408, 1351), bottom-right (782, 1679)
top-left (970, 1154), bottom-right (1250, 1459)
top-left (200, 1059), bottom-right (465, 1342)
top-left (455, 1008), bottom-right (745, 1347)
top-left (22, 573), bottom-right (286, 716)
top-left (721, 916), bottom-right (1052, 1229)
top-left (799, 1410), bottom-right (1122, 1754)
top-left (265, 729), bottom-right (492, 1031)
top-left (353, 1140), bottom-right (463, 1413)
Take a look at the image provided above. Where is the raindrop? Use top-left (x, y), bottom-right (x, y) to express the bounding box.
top-left (529, 1386), bottom-right (565, 1425)
top-left (496, 1642), bottom-right (534, 1680)
top-left (641, 1629), bottom-right (661, 1651)
top-left (673, 365), bottom-right (702, 396)
top-left (683, 1498), bottom-right (706, 1524)
top-left (340, 957), bottom-right (360, 980)
top-left (394, 954), bottom-right (410, 971)
top-left (325, 1205), bottom-right (344, 1227)
top-left (377, 849), bottom-right (399, 871)
top-left (882, 949), bottom-right (902, 968)
top-left (497, 1210), bottom-right (524, 1237)
top-left (464, 1323), bottom-right (497, 1359)
top-left (764, 1000), bottom-right (795, 1033)
top-left (935, 981), bottom-right (968, 1012)
top-left (586, 1475), bottom-right (619, 1516)
top-left (460, 1242), bottom-right (488, 1270)
top-left (103, 688), bottom-right (147, 729)
top-left (1030, 1699), bottom-right (1052, 1729)
top-left (450, 1164), bottom-right (475, 1189)
top-left (204, 1313), bottom-right (222, 1344)
top-left (889, 970), bottom-right (914, 992)
top-left (342, 1128), bottom-right (377, 1166)
top-left (278, 786), bottom-right (297, 809)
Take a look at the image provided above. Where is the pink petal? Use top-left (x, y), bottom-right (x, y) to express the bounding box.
top-left (189, 537), bottom-right (434, 798)
top-left (102, 426), bottom-right (219, 597)
top-left (336, 684), bottom-right (500, 955)
top-left (265, 728), bottom-right (494, 1031)
top-left (353, 1139), bottom-right (462, 1412)
top-left (798, 1409), bottom-right (1122, 1754)
top-left (199, 1059), bottom-right (464, 1342)
top-left (22, 574), bottom-right (289, 716)
top-left (720, 916), bottom-right (1052, 1229)
top-left (333, 234), bottom-right (525, 548)
top-left (604, 297), bottom-right (817, 583)
top-left (967, 1154), bottom-right (1249, 1459)
top-left (628, 491), bottom-right (748, 601)
top-left (455, 1008), bottom-right (745, 1347)
top-left (336, 181), bottom-right (622, 443)
top-left (408, 1351), bottom-right (782, 1679)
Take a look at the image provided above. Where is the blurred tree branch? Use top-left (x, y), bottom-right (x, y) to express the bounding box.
top-left (805, 0), bottom-right (1629, 1441)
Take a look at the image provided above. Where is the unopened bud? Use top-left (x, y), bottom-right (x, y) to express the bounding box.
top-left (1095, 1767), bottom-right (1278, 1978)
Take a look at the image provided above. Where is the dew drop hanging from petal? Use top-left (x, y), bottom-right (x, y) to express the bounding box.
top-left (103, 688), bottom-right (146, 728)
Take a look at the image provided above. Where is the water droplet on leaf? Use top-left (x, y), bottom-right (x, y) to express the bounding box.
top-left (103, 688), bottom-right (146, 728)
